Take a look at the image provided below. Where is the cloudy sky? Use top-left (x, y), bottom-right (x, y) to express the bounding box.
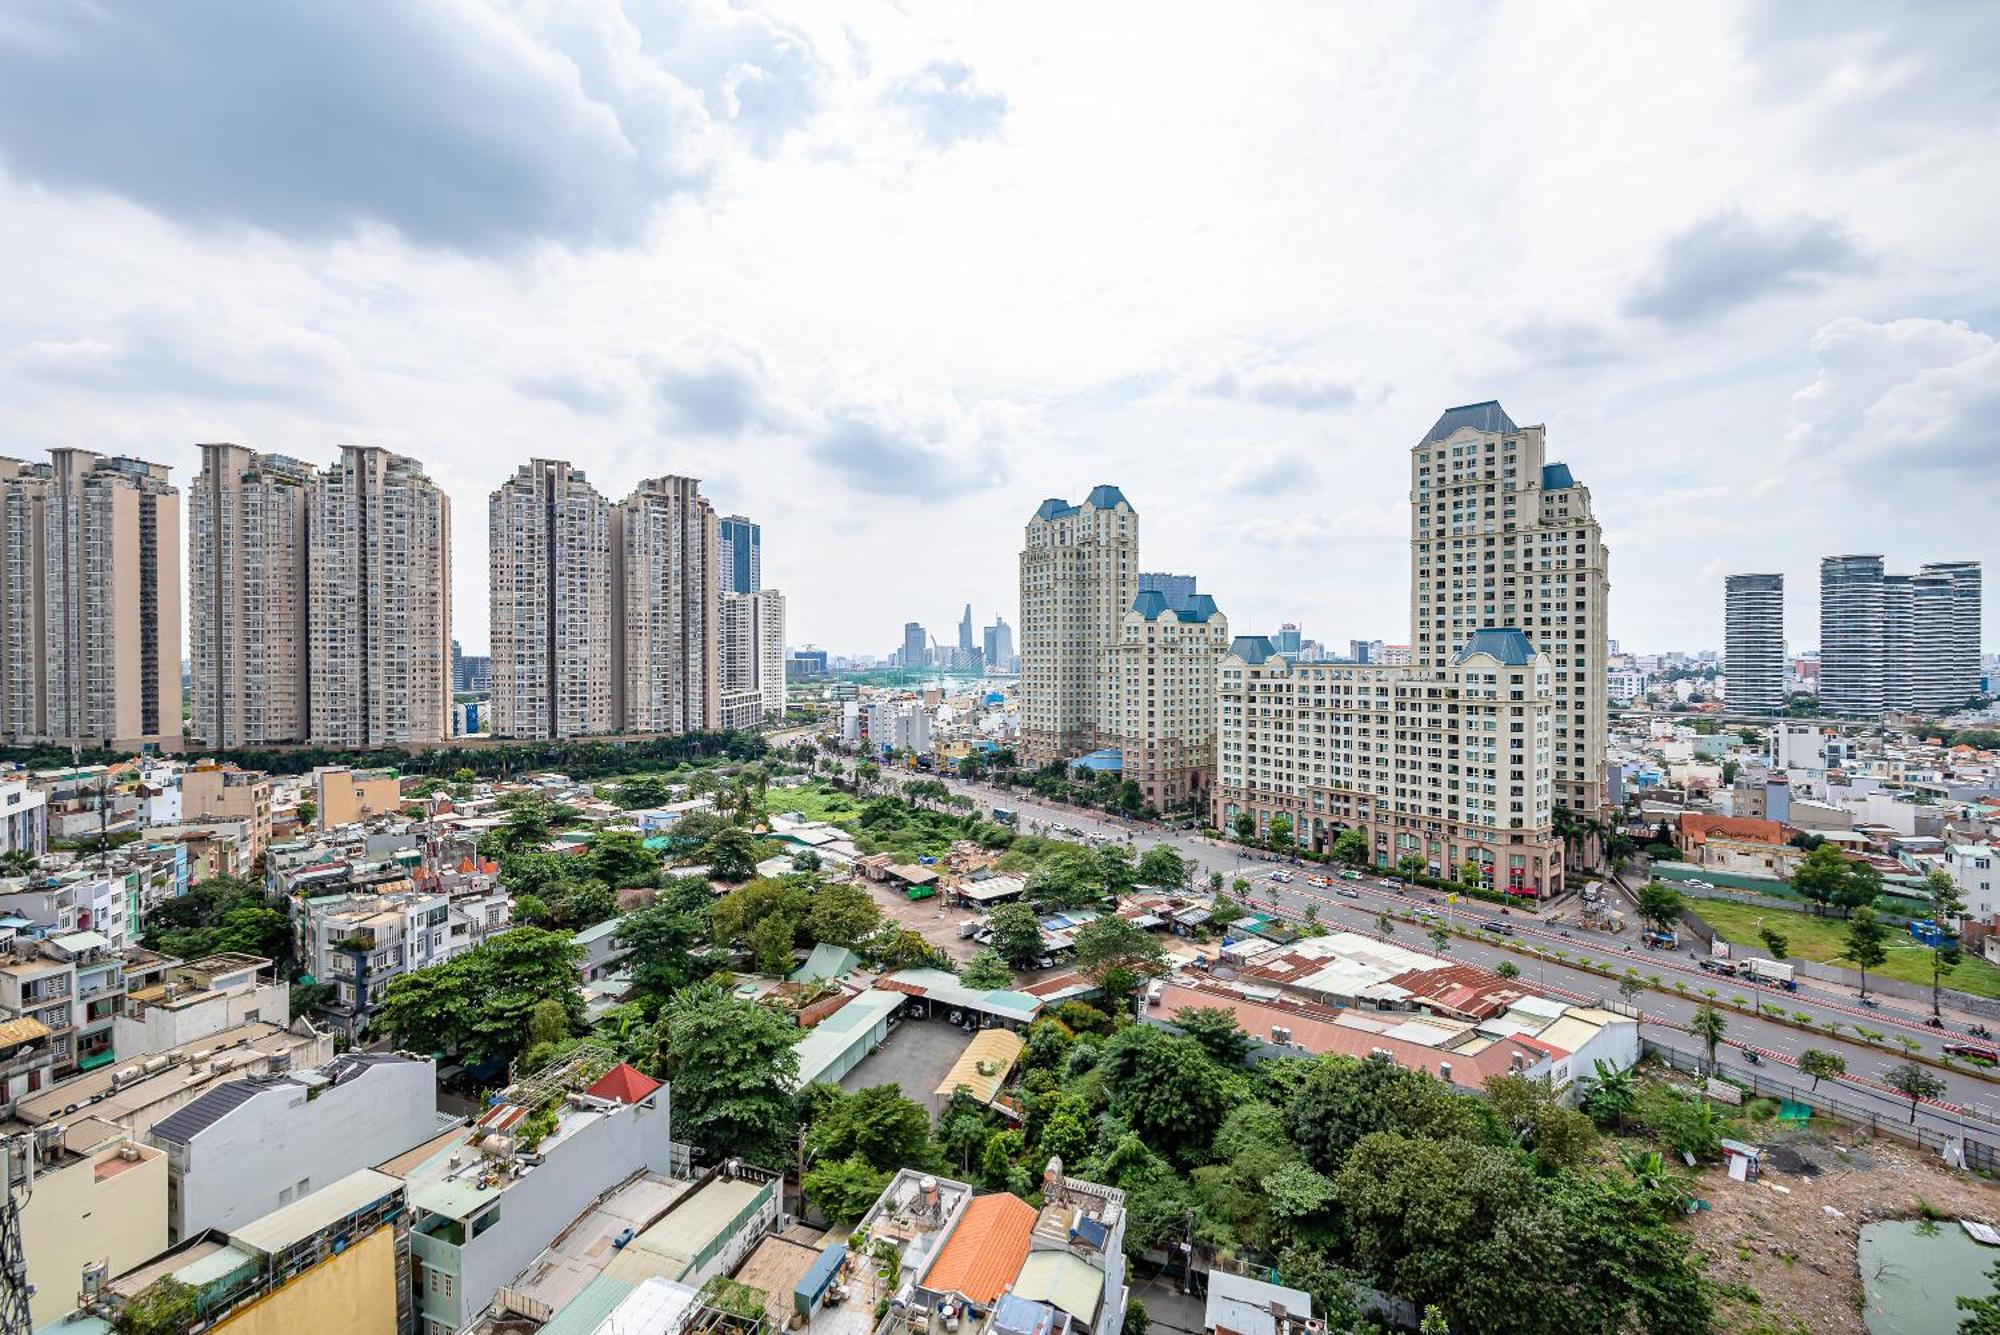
top-left (1, 1), bottom-right (1995, 659)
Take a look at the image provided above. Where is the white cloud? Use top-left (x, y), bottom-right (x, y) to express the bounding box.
top-left (1783, 316), bottom-right (2000, 482)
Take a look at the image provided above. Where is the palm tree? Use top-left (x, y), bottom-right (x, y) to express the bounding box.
top-left (1690, 1002), bottom-right (1727, 1075)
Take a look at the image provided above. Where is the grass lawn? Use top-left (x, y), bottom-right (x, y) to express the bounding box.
top-left (1693, 897), bottom-right (2000, 1000)
top-left (759, 782), bottom-right (865, 828)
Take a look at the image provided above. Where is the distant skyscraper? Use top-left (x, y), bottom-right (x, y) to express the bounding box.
top-left (613, 475), bottom-right (719, 734)
top-left (983, 617), bottom-right (1015, 673)
top-left (1920, 561), bottom-right (1983, 712)
top-left (1819, 555), bottom-right (1884, 716)
top-left (720, 589), bottom-right (786, 721)
top-left (958, 604), bottom-right (974, 654)
top-left (901, 622), bottom-right (929, 669)
top-left (1819, 555), bottom-right (1977, 717)
top-left (1137, 572), bottom-right (1197, 611)
top-left (1723, 574), bottom-right (1785, 713)
top-left (189, 444), bottom-right (311, 747)
top-left (1271, 622), bottom-right (1303, 657)
top-left (309, 446), bottom-right (453, 746)
top-left (489, 459), bottom-right (613, 739)
top-left (0, 449), bottom-right (183, 751)
top-left (1020, 486), bottom-right (1137, 765)
top-left (717, 514), bottom-right (760, 595)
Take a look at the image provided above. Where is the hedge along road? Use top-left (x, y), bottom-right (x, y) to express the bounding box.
top-left (844, 758), bottom-right (2000, 1123)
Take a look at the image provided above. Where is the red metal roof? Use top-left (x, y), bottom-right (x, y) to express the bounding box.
top-left (585, 1062), bottom-right (662, 1105)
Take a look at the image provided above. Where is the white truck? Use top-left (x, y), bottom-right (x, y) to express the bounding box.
top-left (1743, 957), bottom-right (1797, 991)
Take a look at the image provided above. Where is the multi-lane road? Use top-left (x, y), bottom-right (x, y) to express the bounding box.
top-left (814, 753), bottom-right (2000, 1137)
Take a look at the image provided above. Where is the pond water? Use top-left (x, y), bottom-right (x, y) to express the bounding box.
top-left (1859, 1219), bottom-right (1998, 1334)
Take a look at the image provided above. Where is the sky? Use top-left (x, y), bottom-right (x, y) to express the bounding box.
top-left (0, 1), bottom-right (1995, 660)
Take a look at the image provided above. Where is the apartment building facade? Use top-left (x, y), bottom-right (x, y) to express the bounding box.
top-left (1018, 486), bottom-right (1137, 766)
top-left (612, 475), bottom-right (720, 734)
top-left (1724, 573), bottom-right (1786, 713)
top-left (309, 446), bottom-right (453, 746)
top-left (188, 444), bottom-right (313, 747)
top-left (1107, 588), bottom-right (1228, 811)
top-left (1818, 555), bottom-right (1982, 716)
top-left (488, 460), bottom-right (614, 739)
top-left (719, 587), bottom-right (787, 723)
top-left (1408, 403), bottom-right (1607, 824)
top-left (0, 450), bottom-right (182, 752)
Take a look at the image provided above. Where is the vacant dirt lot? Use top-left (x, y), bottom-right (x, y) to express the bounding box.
top-left (1686, 1127), bottom-right (2000, 1333)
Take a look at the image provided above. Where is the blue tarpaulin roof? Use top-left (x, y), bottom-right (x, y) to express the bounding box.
top-left (795, 1243), bottom-right (848, 1314)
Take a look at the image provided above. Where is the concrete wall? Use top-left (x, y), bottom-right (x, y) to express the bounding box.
top-left (22, 1140), bottom-right (168, 1330)
top-left (113, 981), bottom-right (291, 1060)
top-left (216, 1223), bottom-right (400, 1335)
top-left (451, 1096), bottom-right (675, 1328)
top-left (163, 1057), bottom-right (437, 1241)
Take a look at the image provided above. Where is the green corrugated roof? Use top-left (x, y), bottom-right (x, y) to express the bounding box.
top-left (538, 1275), bottom-right (635, 1335)
top-left (1012, 1251), bottom-right (1104, 1323)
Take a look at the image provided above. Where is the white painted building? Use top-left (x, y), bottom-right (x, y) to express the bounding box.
top-left (0, 776), bottom-right (47, 857)
top-left (114, 952), bottom-right (290, 1060)
top-left (146, 1051), bottom-right (442, 1243)
top-left (1953, 844), bottom-right (2000, 921)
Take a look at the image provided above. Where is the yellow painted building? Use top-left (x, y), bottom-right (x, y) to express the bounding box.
top-left (19, 1118), bottom-right (168, 1330)
top-left (212, 1225), bottom-right (399, 1335)
top-left (314, 767), bottom-right (405, 829)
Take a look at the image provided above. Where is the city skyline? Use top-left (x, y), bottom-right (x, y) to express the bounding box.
top-left (0, 8), bottom-right (1994, 658)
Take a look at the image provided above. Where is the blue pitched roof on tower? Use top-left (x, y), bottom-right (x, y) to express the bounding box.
top-left (1085, 484), bottom-right (1129, 509)
top-left (1132, 590), bottom-right (1222, 623)
top-left (1540, 462), bottom-right (1575, 491)
top-left (1454, 627), bottom-right (1539, 665)
top-left (1229, 635), bottom-right (1279, 664)
top-left (1034, 498), bottom-right (1079, 521)
top-left (1421, 401), bottom-right (1517, 444)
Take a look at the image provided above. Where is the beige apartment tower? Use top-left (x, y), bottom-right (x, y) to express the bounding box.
top-left (719, 587), bottom-right (787, 725)
top-left (189, 444), bottom-right (313, 747)
top-left (489, 460), bottom-right (614, 739)
top-left (0, 449), bottom-right (182, 752)
top-left (612, 475), bottom-right (720, 734)
top-left (1018, 485), bottom-right (1137, 766)
top-left (1408, 403), bottom-right (1609, 828)
top-left (1108, 588), bottom-right (1229, 812)
top-left (308, 446), bottom-right (452, 747)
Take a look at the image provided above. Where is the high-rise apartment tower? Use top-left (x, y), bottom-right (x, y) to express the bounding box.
top-left (1723, 574), bottom-right (1785, 713)
top-left (1018, 486), bottom-right (1137, 766)
top-left (489, 460), bottom-right (614, 739)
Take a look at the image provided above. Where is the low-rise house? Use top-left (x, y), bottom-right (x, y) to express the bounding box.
top-left (115, 951), bottom-right (290, 1060)
top-left (15, 1116), bottom-right (169, 1330)
top-left (0, 773), bottom-right (48, 856)
top-left (294, 884), bottom-right (454, 1038)
top-left (147, 1050), bottom-right (448, 1242)
top-left (180, 760), bottom-right (275, 858)
top-left (313, 765), bottom-right (406, 829)
top-left (1674, 813), bottom-right (1802, 879)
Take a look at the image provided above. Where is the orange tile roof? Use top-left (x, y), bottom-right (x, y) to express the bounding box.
top-left (924, 1192), bottom-right (1035, 1305)
top-left (585, 1062), bottom-right (662, 1105)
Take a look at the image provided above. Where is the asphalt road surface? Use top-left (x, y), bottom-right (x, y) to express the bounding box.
top-left (820, 754), bottom-right (2000, 1139)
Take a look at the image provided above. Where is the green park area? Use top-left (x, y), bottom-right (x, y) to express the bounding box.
top-left (1694, 897), bottom-right (2000, 1001)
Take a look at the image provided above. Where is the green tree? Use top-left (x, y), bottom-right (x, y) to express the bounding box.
top-left (800, 1154), bottom-right (888, 1225)
top-left (649, 983), bottom-right (801, 1166)
top-left (1844, 907), bottom-right (1890, 996)
top-left (1072, 916), bottom-right (1169, 1002)
top-left (587, 830), bottom-right (662, 888)
top-left (1285, 1054), bottom-right (1472, 1175)
top-left (1125, 1300), bottom-right (1150, 1335)
top-left (1957, 1259), bottom-right (2000, 1334)
top-left (986, 902), bottom-right (1047, 969)
top-left (700, 825), bottom-right (759, 883)
top-left (1798, 1048), bottom-right (1847, 1090)
top-left (1634, 882), bottom-right (1683, 934)
top-left (1494, 960), bottom-right (1521, 980)
top-left (1096, 842), bottom-right (1139, 896)
top-left (1397, 853), bottom-right (1426, 879)
top-left (1884, 1060), bottom-right (1946, 1123)
top-left (1689, 1002), bottom-right (1727, 1075)
top-left (1923, 868), bottom-right (1968, 1018)
top-left (1332, 828), bottom-right (1369, 866)
top-left (615, 904), bottom-right (714, 1001)
top-left (1171, 1006), bottom-right (1251, 1066)
top-left (527, 997), bottom-right (569, 1049)
top-left (805, 881), bottom-right (883, 947)
top-left (1098, 1026), bottom-right (1231, 1164)
top-left (749, 912), bottom-right (801, 975)
top-left (1757, 926), bottom-right (1789, 960)
top-left (959, 948), bottom-right (1014, 991)
top-left (803, 1083), bottom-right (935, 1172)
top-left (376, 927), bottom-right (584, 1066)
top-left (1137, 843), bottom-right (1188, 888)
top-left (614, 774), bottom-right (674, 809)
top-left (1267, 813), bottom-right (1294, 852)
top-left (1026, 847), bottom-right (1104, 909)
top-left (1232, 811), bottom-right (1255, 843)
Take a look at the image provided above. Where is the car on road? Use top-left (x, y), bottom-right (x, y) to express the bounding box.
top-left (1339, 870), bottom-right (1364, 881)
top-left (1304, 874), bottom-right (1330, 888)
top-left (1944, 1042), bottom-right (2000, 1063)
top-left (1268, 870), bottom-right (1295, 884)
top-left (1335, 886), bottom-right (1360, 899)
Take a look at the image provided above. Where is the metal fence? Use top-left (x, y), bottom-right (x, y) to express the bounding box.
top-left (1642, 1039), bottom-right (2000, 1173)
